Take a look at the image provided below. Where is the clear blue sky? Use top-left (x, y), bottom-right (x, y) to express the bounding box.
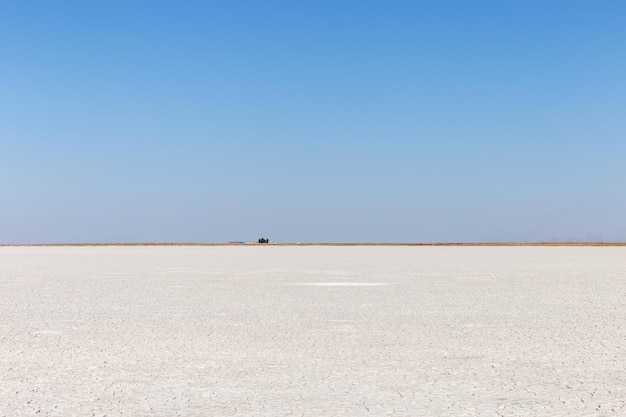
top-left (1, 1), bottom-right (625, 243)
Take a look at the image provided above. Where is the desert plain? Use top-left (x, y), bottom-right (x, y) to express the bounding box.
top-left (1, 245), bottom-right (626, 416)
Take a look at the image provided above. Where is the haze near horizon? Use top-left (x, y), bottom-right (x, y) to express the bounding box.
top-left (1, 1), bottom-right (625, 243)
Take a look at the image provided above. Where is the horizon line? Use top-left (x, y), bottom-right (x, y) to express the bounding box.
top-left (2, 242), bottom-right (626, 247)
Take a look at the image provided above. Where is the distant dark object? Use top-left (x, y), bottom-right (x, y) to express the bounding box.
top-left (258, 238), bottom-right (269, 244)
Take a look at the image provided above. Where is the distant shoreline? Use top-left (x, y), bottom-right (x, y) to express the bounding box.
top-left (2, 242), bottom-right (626, 247)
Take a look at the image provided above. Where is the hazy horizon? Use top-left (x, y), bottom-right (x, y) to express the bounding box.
top-left (2, 1), bottom-right (625, 244)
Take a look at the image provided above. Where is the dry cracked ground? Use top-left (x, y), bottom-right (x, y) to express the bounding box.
top-left (1, 246), bottom-right (626, 416)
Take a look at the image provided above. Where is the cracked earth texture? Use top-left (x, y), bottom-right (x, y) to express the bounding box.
top-left (1, 246), bottom-right (626, 416)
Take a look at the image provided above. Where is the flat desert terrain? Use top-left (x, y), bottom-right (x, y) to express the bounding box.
top-left (1, 246), bottom-right (626, 416)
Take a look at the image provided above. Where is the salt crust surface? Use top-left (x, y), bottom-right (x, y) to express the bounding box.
top-left (1, 246), bottom-right (626, 416)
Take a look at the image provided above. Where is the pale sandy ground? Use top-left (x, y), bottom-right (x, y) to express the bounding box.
top-left (1, 246), bottom-right (626, 416)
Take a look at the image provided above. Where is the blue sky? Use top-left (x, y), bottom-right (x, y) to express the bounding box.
top-left (1, 1), bottom-right (625, 243)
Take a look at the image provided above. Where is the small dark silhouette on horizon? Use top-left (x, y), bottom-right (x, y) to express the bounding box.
top-left (258, 238), bottom-right (269, 244)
